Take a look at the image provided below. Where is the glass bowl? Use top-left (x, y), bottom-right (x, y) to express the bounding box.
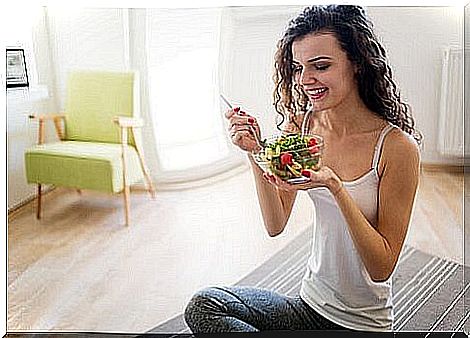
top-left (253, 133), bottom-right (324, 184)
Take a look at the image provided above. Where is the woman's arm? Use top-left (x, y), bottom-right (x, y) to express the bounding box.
top-left (332, 130), bottom-right (420, 282)
top-left (249, 114), bottom-right (307, 237)
top-left (225, 109), bottom-right (305, 237)
top-left (248, 154), bottom-right (297, 237)
top-left (258, 112), bottom-right (315, 236)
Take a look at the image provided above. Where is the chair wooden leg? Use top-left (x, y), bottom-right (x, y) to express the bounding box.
top-left (120, 127), bottom-right (131, 226)
top-left (123, 185), bottom-right (130, 226)
top-left (36, 184), bottom-right (42, 219)
top-left (143, 168), bottom-right (156, 199)
top-left (136, 151), bottom-right (156, 199)
top-left (132, 128), bottom-right (156, 199)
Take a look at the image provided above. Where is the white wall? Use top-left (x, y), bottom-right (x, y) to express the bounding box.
top-left (45, 7), bottom-right (131, 108)
top-left (7, 88), bottom-right (55, 210)
top-left (368, 6), bottom-right (463, 164)
top-left (6, 7), bottom-right (57, 210)
top-left (219, 6), bottom-right (301, 138)
top-left (219, 6), bottom-right (304, 138)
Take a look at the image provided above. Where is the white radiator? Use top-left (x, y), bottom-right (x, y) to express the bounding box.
top-left (437, 47), bottom-right (464, 157)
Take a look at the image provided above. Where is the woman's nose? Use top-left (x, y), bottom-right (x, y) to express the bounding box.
top-left (300, 69), bottom-right (317, 85)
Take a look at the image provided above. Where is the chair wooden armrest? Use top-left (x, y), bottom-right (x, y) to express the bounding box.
top-left (113, 115), bottom-right (156, 201)
top-left (113, 116), bottom-right (144, 128)
top-left (29, 113), bottom-right (66, 144)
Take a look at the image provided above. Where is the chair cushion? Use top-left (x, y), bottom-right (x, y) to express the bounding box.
top-left (25, 141), bottom-right (143, 193)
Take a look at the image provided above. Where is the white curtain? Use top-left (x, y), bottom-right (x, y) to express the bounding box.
top-left (146, 8), bottom-right (244, 184)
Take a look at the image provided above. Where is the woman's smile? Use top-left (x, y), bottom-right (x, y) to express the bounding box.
top-left (305, 87), bottom-right (329, 101)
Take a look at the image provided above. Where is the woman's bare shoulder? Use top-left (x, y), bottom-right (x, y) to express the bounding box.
top-left (381, 126), bottom-right (420, 173)
top-left (386, 126), bottom-right (420, 154)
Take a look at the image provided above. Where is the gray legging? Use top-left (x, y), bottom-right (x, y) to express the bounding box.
top-left (184, 286), bottom-right (349, 333)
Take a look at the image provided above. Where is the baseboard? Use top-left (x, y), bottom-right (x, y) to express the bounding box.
top-left (8, 186), bottom-right (56, 216)
top-left (421, 163), bottom-right (465, 173)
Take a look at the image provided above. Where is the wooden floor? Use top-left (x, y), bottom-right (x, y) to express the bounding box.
top-left (7, 165), bottom-right (465, 332)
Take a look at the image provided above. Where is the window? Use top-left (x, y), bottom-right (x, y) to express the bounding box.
top-left (147, 8), bottom-right (239, 178)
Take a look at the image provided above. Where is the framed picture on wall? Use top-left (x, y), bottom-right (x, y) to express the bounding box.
top-left (6, 48), bottom-right (29, 88)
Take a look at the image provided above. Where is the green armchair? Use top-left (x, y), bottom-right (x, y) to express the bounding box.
top-left (25, 71), bottom-right (155, 226)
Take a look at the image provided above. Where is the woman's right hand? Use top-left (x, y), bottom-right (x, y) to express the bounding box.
top-left (224, 107), bottom-right (262, 153)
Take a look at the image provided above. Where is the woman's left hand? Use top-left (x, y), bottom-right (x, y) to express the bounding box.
top-left (262, 166), bottom-right (343, 194)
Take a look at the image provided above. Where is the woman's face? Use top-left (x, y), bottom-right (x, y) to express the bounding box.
top-left (292, 32), bottom-right (358, 112)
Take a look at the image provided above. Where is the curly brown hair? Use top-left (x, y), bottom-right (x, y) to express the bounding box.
top-left (273, 5), bottom-right (422, 145)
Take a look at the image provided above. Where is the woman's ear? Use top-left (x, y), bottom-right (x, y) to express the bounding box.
top-left (353, 62), bottom-right (359, 75)
top-left (352, 62), bottom-right (362, 82)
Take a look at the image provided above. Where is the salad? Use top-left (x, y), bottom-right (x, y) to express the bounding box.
top-left (255, 134), bottom-right (323, 181)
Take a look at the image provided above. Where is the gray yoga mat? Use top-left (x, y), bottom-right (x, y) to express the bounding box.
top-left (150, 228), bottom-right (469, 334)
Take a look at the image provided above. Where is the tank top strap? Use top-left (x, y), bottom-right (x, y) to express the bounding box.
top-left (371, 123), bottom-right (395, 170)
top-left (301, 107), bottom-right (314, 135)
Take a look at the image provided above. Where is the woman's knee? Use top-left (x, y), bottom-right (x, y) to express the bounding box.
top-left (184, 287), bottom-right (224, 326)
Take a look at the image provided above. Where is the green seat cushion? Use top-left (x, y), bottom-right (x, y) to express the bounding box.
top-left (25, 141), bottom-right (143, 193)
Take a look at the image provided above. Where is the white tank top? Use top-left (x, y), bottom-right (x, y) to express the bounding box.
top-left (299, 122), bottom-right (397, 331)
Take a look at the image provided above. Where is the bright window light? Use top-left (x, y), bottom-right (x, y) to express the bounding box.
top-left (147, 8), bottom-right (231, 173)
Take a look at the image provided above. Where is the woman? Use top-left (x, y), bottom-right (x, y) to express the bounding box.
top-left (184, 5), bottom-right (421, 332)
